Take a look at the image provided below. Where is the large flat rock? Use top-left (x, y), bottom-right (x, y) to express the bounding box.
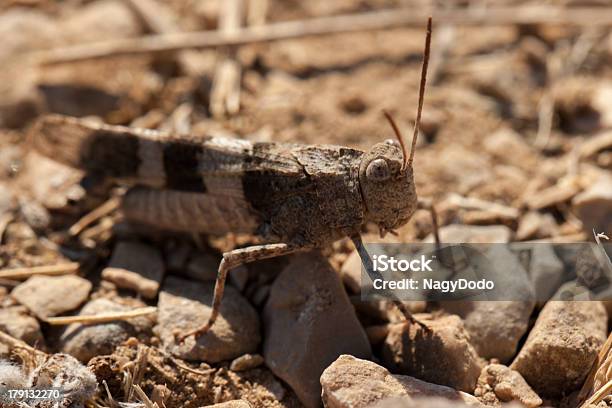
top-left (264, 253), bottom-right (371, 408)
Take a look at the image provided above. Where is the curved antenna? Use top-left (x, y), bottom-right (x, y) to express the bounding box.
top-left (408, 17), bottom-right (432, 168)
top-left (383, 110), bottom-right (408, 165)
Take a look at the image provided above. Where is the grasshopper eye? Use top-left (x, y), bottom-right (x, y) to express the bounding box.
top-left (366, 158), bottom-right (390, 182)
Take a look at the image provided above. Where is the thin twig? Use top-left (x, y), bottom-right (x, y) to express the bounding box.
top-left (69, 197), bottom-right (120, 236)
top-left (44, 307), bottom-right (157, 326)
top-left (170, 358), bottom-right (215, 376)
top-left (445, 193), bottom-right (519, 220)
top-left (30, 6), bottom-right (612, 65)
top-left (534, 93), bottom-right (554, 149)
top-left (102, 380), bottom-right (119, 408)
top-left (133, 384), bottom-right (158, 408)
top-left (0, 262), bottom-right (80, 280)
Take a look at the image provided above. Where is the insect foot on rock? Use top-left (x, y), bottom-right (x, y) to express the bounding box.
top-left (30, 18), bottom-right (438, 341)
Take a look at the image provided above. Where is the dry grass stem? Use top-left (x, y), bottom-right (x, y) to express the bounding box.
top-left (30, 6), bottom-right (612, 65)
top-left (44, 307), bottom-right (157, 326)
top-left (69, 197), bottom-right (120, 236)
top-left (446, 193), bottom-right (519, 220)
top-left (0, 262), bottom-right (80, 280)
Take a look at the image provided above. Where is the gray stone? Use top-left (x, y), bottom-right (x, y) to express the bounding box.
top-left (320, 355), bottom-right (482, 408)
top-left (439, 301), bottom-right (534, 363)
top-left (439, 244), bottom-right (535, 362)
top-left (516, 211), bottom-right (558, 241)
top-left (59, 298), bottom-right (155, 362)
top-left (155, 277), bottom-right (260, 363)
top-left (264, 253), bottom-right (372, 408)
top-left (512, 243), bottom-right (566, 305)
top-left (511, 300), bottom-right (607, 398)
top-left (381, 314), bottom-right (483, 393)
top-left (12, 275), bottom-right (91, 319)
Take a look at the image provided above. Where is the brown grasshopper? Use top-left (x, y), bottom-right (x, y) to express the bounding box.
top-left (30, 18), bottom-right (435, 341)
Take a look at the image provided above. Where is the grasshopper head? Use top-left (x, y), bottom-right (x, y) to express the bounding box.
top-left (359, 140), bottom-right (417, 236)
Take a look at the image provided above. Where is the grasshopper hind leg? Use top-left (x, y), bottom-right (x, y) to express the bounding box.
top-left (176, 243), bottom-right (301, 342)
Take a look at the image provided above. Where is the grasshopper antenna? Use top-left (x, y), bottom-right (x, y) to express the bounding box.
top-left (408, 16), bottom-right (432, 169)
top-left (383, 110), bottom-right (408, 165)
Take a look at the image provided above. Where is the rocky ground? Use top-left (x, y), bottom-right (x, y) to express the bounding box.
top-left (0, 0), bottom-right (612, 407)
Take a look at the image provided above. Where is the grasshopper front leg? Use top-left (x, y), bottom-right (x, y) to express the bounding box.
top-left (177, 243), bottom-right (301, 342)
top-left (350, 234), bottom-right (431, 331)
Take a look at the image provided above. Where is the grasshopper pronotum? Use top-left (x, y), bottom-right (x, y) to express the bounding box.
top-left (31, 18), bottom-right (436, 341)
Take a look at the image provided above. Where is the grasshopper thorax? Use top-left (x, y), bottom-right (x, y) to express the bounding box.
top-left (358, 141), bottom-right (417, 235)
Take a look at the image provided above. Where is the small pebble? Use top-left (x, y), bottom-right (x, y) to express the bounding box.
top-left (230, 353), bottom-right (264, 372)
top-left (102, 241), bottom-right (165, 299)
top-left (0, 307), bottom-right (45, 350)
top-left (512, 243), bottom-right (566, 305)
top-left (475, 364), bottom-right (542, 408)
top-left (572, 175), bottom-right (612, 234)
top-left (381, 314), bottom-right (483, 393)
top-left (440, 301), bottom-right (533, 363)
top-left (12, 275), bottom-right (91, 319)
top-left (320, 355), bottom-right (482, 408)
top-left (155, 277), bottom-right (260, 363)
top-left (425, 224), bottom-right (512, 244)
top-left (59, 298), bottom-right (155, 362)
